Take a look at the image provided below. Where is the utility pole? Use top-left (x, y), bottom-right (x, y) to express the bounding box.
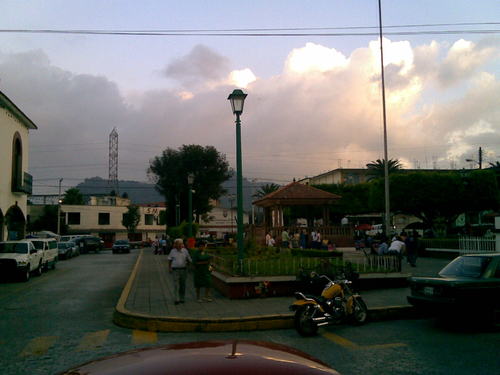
top-left (57, 178), bottom-right (63, 236)
top-left (378, 0), bottom-right (391, 237)
top-left (479, 147), bottom-right (483, 169)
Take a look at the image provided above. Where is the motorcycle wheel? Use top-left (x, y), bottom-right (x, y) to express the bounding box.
top-left (351, 298), bottom-right (368, 325)
top-left (294, 305), bottom-right (319, 337)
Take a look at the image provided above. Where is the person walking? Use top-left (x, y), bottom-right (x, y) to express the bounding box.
top-left (192, 240), bottom-right (213, 302)
top-left (168, 238), bottom-right (192, 305)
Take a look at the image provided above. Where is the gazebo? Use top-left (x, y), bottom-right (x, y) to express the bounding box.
top-left (253, 182), bottom-right (353, 246)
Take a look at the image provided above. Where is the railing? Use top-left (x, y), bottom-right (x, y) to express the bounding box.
top-left (459, 236), bottom-right (497, 254)
top-left (210, 254), bottom-right (401, 277)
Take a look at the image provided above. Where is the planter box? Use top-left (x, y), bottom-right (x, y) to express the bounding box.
top-left (212, 271), bottom-right (411, 299)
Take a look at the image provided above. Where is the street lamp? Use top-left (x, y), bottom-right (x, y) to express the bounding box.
top-left (57, 178), bottom-right (63, 236)
top-left (187, 173), bottom-right (194, 238)
top-left (228, 89), bottom-right (247, 265)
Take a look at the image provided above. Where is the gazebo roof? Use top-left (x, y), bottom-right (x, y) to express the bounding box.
top-left (253, 182), bottom-right (341, 208)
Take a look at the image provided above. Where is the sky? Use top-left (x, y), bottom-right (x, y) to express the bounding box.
top-left (0, 0), bottom-right (499, 194)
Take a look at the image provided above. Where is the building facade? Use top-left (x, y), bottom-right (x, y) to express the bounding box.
top-left (61, 196), bottom-right (166, 247)
top-left (198, 201), bottom-right (249, 239)
top-left (0, 90), bottom-right (37, 241)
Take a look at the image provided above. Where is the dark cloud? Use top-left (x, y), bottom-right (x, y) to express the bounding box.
top-left (163, 44), bottom-right (230, 88)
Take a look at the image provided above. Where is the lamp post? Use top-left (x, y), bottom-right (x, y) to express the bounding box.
top-left (228, 89), bottom-right (247, 264)
top-left (57, 178), bottom-right (63, 236)
top-left (187, 173), bottom-right (194, 238)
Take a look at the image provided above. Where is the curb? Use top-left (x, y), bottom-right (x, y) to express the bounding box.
top-left (113, 251), bottom-right (418, 332)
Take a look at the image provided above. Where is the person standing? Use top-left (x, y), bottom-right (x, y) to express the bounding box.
top-left (281, 228), bottom-right (290, 249)
top-left (405, 231), bottom-right (418, 267)
top-left (168, 238), bottom-right (192, 305)
top-left (192, 240), bottom-right (213, 302)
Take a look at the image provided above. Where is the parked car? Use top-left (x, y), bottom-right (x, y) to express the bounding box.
top-left (27, 238), bottom-right (58, 271)
top-left (0, 240), bottom-right (44, 281)
top-left (75, 236), bottom-right (103, 254)
top-left (58, 340), bottom-right (340, 375)
top-left (57, 241), bottom-right (78, 259)
top-left (408, 253), bottom-right (500, 322)
top-left (112, 240), bottom-right (131, 254)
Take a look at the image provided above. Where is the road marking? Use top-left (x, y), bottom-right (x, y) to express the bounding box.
top-left (76, 330), bottom-right (110, 351)
top-left (322, 332), bottom-right (406, 350)
top-left (20, 336), bottom-right (58, 357)
top-left (132, 330), bottom-right (158, 345)
top-left (322, 332), bottom-right (359, 349)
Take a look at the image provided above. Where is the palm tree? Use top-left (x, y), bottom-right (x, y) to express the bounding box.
top-left (366, 159), bottom-right (403, 179)
top-left (252, 183), bottom-right (281, 199)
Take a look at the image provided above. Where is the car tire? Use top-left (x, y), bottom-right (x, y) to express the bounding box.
top-left (35, 262), bottom-right (43, 276)
top-left (22, 266), bottom-right (30, 282)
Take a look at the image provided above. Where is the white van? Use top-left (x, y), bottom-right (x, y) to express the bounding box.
top-left (28, 238), bottom-right (58, 271)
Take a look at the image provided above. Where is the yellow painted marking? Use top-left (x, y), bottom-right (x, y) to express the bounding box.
top-left (132, 330), bottom-right (158, 345)
top-left (20, 336), bottom-right (57, 357)
top-left (76, 330), bottom-right (110, 351)
top-left (322, 332), bottom-right (359, 349)
top-left (323, 332), bottom-right (406, 350)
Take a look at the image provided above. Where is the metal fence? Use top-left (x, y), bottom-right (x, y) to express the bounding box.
top-left (210, 254), bottom-right (401, 277)
top-left (459, 236), bottom-right (497, 254)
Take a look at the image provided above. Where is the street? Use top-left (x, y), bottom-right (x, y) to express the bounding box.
top-left (1, 250), bottom-right (498, 375)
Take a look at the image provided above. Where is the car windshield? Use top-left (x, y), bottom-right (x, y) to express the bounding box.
top-left (58, 243), bottom-right (70, 249)
top-left (115, 240), bottom-right (129, 244)
top-left (0, 242), bottom-right (29, 254)
top-left (439, 256), bottom-right (492, 278)
top-left (30, 241), bottom-right (44, 250)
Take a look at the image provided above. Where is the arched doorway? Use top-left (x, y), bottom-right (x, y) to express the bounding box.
top-left (0, 209), bottom-right (4, 241)
top-left (5, 204), bottom-right (26, 240)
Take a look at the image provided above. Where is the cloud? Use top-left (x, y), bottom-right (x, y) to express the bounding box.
top-left (0, 38), bottom-right (498, 190)
top-left (163, 44), bottom-right (230, 89)
top-left (437, 39), bottom-right (497, 87)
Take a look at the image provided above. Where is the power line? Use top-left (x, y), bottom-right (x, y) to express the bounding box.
top-left (1, 27), bottom-right (499, 37)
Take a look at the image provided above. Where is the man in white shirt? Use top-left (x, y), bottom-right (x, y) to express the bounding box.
top-left (388, 237), bottom-right (405, 256)
top-left (168, 238), bottom-right (192, 304)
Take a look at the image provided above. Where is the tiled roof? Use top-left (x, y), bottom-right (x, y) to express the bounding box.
top-left (253, 182), bottom-right (341, 207)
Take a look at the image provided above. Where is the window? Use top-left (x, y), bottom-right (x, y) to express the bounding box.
top-left (11, 132), bottom-right (23, 192)
top-left (144, 214), bottom-right (154, 225)
top-left (98, 213), bottom-right (110, 225)
top-left (67, 212), bottom-right (81, 225)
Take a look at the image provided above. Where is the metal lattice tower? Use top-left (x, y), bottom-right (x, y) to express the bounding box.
top-left (108, 128), bottom-right (119, 193)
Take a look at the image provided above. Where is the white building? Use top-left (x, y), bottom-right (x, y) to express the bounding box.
top-left (198, 200), bottom-right (249, 239)
top-left (62, 196), bottom-right (166, 247)
top-left (0, 90), bottom-right (37, 241)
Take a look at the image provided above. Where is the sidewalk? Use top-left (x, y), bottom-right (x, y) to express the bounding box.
top-left (113, 248), bottom-right (450, 332)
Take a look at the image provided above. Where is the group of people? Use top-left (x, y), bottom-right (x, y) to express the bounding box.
top-left (165, 238), bottom-right (213, 305)
top-left (266, 228), bottom-right (336, 251)
top-left (360, 231), bottom-right (420, 267)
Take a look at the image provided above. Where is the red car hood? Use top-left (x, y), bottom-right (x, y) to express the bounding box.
top-left (58, 340), bottom-right (340, 375)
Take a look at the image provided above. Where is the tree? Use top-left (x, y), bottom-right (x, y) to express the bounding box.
top-left (62, 188), bottom-right (84, 205)
top-left (122, 205), bottom-right (140, 234)
top-left (366, 159), bottom-right (403, 179)
top-left (252, 183), bottom-right (281, 199)
top-left (148, 144), bottom-right (231, 226)
top-left (369, 171), bottom-right (499, 235)
top-left (28, 205), bottom-right (68, 234)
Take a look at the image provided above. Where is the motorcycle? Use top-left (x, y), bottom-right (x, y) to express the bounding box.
top-left (290, 272), bottom-right (368, 336)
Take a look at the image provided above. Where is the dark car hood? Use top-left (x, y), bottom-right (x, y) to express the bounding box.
top-left (58, 340), bottom-right (340, 375)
